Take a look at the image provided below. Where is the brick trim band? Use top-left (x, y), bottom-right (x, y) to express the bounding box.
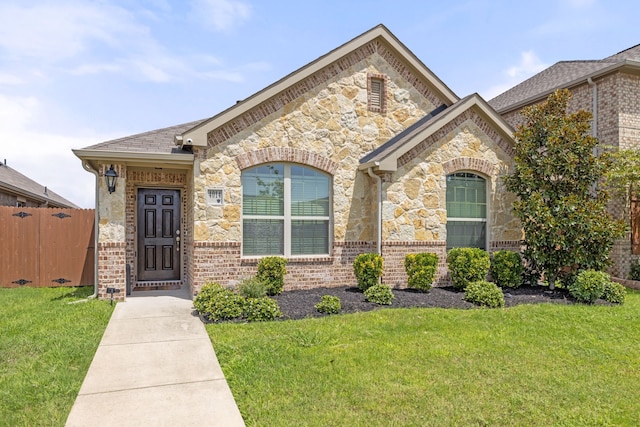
top-left (235, 147), bottom-right (339, 175)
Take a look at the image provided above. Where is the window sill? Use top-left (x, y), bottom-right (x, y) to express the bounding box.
top-left (241, 256), bottom-right (333, 265)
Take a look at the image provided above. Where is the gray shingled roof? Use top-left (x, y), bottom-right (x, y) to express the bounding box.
top-left (489, 43), bottom-right (640, 113)
top-left (0, 163), bottom-right (78, 208)
top-left (84, 119), bottom-right (206, 154)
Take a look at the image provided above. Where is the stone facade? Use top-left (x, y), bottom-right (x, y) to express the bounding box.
top-left (186, 45), bottom-right (518, 294)
top-left (88, 27), bottom-right (520, 299)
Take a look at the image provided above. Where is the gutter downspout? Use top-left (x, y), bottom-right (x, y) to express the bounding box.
top-left (587, 77), bottom-right (598, 139)
top-left (367, 167), bottom-right (382, 256)
top-left (82, 160), bottom-right (100, 299)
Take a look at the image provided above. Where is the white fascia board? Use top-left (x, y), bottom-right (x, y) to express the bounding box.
top-left (72, 149), bottom-right (194, 167)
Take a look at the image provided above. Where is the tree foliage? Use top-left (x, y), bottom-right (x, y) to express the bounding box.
top-left (504, 89), bottom-right (626, 288)
top-left (604, 147), bottom-right (640, 203)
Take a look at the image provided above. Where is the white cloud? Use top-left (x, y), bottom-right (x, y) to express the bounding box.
top-left (0, 93), bottom-right (114, 208)
top-left (190, 0), bottom-right (252, 32)
top-left (482, 51), bottom-right (548, 100)
top-left (0, 2), bottom-right (140, 62)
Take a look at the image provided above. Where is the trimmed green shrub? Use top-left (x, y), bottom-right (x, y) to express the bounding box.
top-left (629, 259), bottom-right (640, 281)
top-left (194, 282), bottom-right (244, 321)
top-left (569, 270), bottom-right (608, 304)
top-left (353, 253), bottom-right (384, 291)
top-left (490, 250), bottom-right (524, 289)
top-left (243, 297), bottom-right (283, 321)
top-left (314, 295), bottom-right (342, 314)
top-left (237, 277), bottom-right (267, 299)
top-left (405, 252), bottom-right (438, 292)
top-left (464, 281), bottom-right (505, 308)
top-left (602, 281), bottom-right (626, 305)
top-left (447, 248), bottom-right (491, 290)
top-left (257, 256), bottom-right (288, 296)
top-left (364, 284), bottom-right (394, 305)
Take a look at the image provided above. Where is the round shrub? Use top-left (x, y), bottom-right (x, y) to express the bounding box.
top-left (569, 270), bottom-right (608, 304)
top-left (243, 297), bottom-right (283, 321)
top-left (364, 284), bottom-right (394, 305)
top-left (447, 248), bottom-right (490, 290)
top-left (193, 282), bottom-right (244, 321)
top-left (353, 253), bottom-right (384, 291)
top-left (314, 295), bottom-right (342, 314)
top-left (602, 281), bottom-right (626, 305)
top-left (257, 256), bottom-right (287, 296)
top-left (490, 250), bottom-right (524, 289)
top-left (237, 277), bottom-right (267, 298)
top-left (405, 252), bottom-right (438, 292)
top-left (464, 281), bottom-right (505, 308)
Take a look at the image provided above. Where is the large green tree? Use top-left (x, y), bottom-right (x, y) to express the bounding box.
top-left (505, 89), bottom-right (626, 288)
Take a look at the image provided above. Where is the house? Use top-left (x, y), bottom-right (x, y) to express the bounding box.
top-left (73, 25), bottom-right (520, 301)
top-left (489, 43), bottom-right (640, 279)
top-left (0, 160), bottom-right (78, 208)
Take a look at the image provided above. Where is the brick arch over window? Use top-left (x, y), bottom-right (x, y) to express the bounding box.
top-left (235, 147), bottom-right (339, 175)
top-left (442, 157), bottom-right (494, 177)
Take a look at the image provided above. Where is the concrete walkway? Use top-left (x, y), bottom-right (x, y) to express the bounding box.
top-left (66, 288), bottom-right (245, 427)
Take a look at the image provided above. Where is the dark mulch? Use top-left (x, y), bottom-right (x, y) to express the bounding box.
top-left (273, 285), bottom-right (575, 321)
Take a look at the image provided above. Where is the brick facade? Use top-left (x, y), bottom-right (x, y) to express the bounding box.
top-left (500, 71), bottom-right (640, 280)
top-left (97, 242), bottom-right (126, 301)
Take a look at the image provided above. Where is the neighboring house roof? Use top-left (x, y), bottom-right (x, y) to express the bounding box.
top-left (360, 94), bottom-right (514, 172)
top-left (179, 24), bottom-right (460, 148)
top-left (0, 162), bottom-right (79, 208)
top-left (489, 44), bottom-right (640, 113)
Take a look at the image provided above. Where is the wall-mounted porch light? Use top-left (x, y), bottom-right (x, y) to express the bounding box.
top-left (105, 165), bottom-right (118, 194)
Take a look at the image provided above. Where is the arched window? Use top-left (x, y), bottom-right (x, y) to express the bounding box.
top-left (242, 163), bottom-right (331, 256)
top-left (446, 172), bottom-right (487, 250)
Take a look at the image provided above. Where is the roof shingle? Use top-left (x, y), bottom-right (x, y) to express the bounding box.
top-left (489, 43), bottom-right (640, 113)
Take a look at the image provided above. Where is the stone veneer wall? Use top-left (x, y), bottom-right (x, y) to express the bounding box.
top-left (96, 164), bottom-right (126, 300)
top-left (190, 44), bottom-right (447, 292)
top-left (385, 112), bottom-right (521, 244)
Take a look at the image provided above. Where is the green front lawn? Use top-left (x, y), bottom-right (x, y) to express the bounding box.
top-left (208, 291), bottom-right (640, 426)
top-left (0, 287), bottom-right (113, 426)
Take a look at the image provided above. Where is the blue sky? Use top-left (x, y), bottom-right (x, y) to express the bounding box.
top-left (0, 0), bottom-right (638, 208)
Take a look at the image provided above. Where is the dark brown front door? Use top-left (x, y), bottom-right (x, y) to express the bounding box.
top-left (137, 188), bottom-right (181, 281)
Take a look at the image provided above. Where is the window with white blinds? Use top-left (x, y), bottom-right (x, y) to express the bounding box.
top-left (242, 163), bottom-right (331, 256)
top-left (446, 172), bottom-right (487, 250)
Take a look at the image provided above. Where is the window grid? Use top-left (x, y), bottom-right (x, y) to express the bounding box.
top-left (446, 172), bottom-right (487, 250)
top-left (242, 164), bottom-right (331, 257)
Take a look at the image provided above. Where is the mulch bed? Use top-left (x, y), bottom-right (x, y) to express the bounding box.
top-left (272, 285), bottom-right (575, 321)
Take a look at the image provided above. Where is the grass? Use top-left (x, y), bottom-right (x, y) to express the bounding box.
top-left (0, 286), bottom-right (114, 426)
top-left (208, 290), bottom-right (640, 426)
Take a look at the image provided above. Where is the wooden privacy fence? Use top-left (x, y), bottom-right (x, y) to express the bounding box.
top-left (0, 207), bottom-right (95, 288)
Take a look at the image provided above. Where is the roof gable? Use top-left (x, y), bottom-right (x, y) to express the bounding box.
top-left (180, 24), bottom-right (459, 148)
top-left (360, 94), bottom-right (514, 172)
